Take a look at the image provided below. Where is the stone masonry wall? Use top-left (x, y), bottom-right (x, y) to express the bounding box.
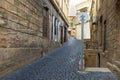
top-left (98, 0), bottom-right (120, 79)
top-left (0, 0), bottom-right (44, 47)
top-left (0, 0), bottom-right (61, 79)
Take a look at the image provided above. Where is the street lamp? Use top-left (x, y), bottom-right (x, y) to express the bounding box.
top-left (77, 12), bottom-right (88, 71)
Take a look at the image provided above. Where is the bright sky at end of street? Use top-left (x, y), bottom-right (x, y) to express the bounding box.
top-left (70, 0), bottom-right (86, 5)
top-left (69, 0), bottom-right (86, 16)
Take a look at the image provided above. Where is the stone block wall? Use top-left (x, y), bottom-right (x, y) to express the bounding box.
top-left (0, 0), bottom-right (43, 48)
top-left (0, 0), bottom-right (61, 79)
top-left (97, 0), bottom-right (120, 79)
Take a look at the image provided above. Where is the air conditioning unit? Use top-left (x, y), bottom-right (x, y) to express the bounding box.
top-left (92, 16), bottom-right (97, 25)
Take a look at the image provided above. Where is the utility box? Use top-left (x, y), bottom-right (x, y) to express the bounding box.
top-left (84, 49), bottom-right (99, 67)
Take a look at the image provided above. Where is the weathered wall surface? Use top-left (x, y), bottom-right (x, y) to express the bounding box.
top-left (98, 0), bottom-right (120, 79)
top-left (0, 0), bottom-right (61, 79)
top-left (0, 0), bottom-right (44, 47)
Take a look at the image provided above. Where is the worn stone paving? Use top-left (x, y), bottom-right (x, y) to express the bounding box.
top-left (3, 37), bottom-right (81, 80)
top-left (3, 37), bottom-right (116, 80)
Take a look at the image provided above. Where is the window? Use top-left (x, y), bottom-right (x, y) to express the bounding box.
top-left (99, 16), bottom-right (103, 47)
top-left (103, 20), bottom-right (107, 51)
top-left (54, 18), bottom-right (57, 35)
top-left (43, 7), bottom-right (49, 38)
top-left (51, 15), bottom-right (54, 40)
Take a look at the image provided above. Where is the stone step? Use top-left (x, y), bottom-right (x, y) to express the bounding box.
top-left (78, 68), bottom-right (116, 80)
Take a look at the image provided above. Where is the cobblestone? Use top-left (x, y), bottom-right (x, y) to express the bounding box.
top-left (3, 37), bottom-right (81, 80)
top-left (2, 37), bottom-right (115, 80)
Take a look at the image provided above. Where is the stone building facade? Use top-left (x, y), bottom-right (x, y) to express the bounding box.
top-left (89, 0), bottom-right (98, 49)
top-left (83, 0), bottom-right (100, 68)
top-left (0, 0), bottom-right (69, 79)
top-left (68, 16), bottom-right (76, 37)
top-left (96, 0), bottom-right (120, 79)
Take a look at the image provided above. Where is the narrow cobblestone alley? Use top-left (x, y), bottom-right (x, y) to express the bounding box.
top-left (3, 37), bottom-right (81, 80)
top-left (3, 37), bottom-right (115, 80)
top-left (0, 0), bottom-right (120, 80)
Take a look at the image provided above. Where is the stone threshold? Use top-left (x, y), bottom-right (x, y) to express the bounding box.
top-left (77, 68), bottom-right (116, 80)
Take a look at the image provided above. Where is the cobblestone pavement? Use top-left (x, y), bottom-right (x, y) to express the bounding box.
top-left (3, 38), bottom-right (115, 80)
top-left (3, 37), bottom-right (115, 80)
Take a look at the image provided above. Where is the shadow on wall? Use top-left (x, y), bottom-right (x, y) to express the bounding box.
top-left (0, 38), bottom-right (61, 79)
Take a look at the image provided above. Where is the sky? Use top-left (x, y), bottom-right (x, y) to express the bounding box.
top-left (70, 0), bottom-right (85, 5)
top-left (69, 0), bottom-right (86, 16)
